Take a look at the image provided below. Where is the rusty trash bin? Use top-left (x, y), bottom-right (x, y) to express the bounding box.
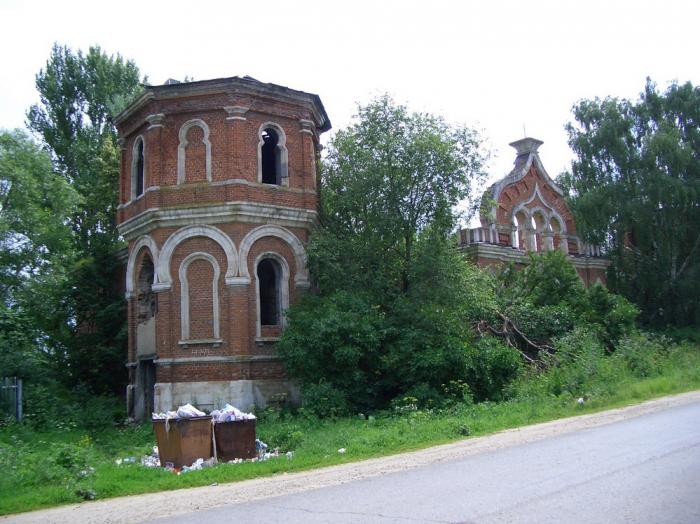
top-left (214, 419), bottom-right (256, 461)
top-left (152, 415), bottom-right (213, 469)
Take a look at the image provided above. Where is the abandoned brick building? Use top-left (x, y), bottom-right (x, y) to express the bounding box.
top-left (116, 76), bottom-right (607, 421)
top-left (460, 137), bottom-right (609, 285)
top-left (116, 76), bottom-right (330, 421)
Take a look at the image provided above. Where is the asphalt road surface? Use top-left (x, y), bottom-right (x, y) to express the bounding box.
top-left (153, 401), bottom-right (700, 524)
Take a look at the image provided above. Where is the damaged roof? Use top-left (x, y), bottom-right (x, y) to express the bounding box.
top-left (114, 75), bottom-right (331, 132)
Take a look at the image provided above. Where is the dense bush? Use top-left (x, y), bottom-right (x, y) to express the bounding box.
top-left (464, 338), bottom-right (522, 402)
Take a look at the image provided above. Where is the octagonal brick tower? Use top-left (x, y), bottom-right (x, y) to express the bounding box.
top-left (115, 76), bottom-right (330, 421)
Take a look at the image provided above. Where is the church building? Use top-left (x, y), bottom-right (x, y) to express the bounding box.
top-left (460, 137), bottom-right (609, 285)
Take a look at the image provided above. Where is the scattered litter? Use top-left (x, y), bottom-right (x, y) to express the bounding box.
top-left (286, 451), bottom-right (294, 460)
top-left (577, 397), bottom-right (585, 406)
top-left (210, 403), bottom-right (256, 423)
top-left (75, 488), bottom-right (96, 501)
top-left (338, 448), bottom-right (346, 454)
top-left (255, 438), bottom-right (268, 455)
top-left (181, 458), bottom-right (204, 473)
top-left (140, 446), bottom-right (161, 468)
top-left (123, 456), bottom-right (136, 464)
top-left (77, 467), bottom-right (95, 479)
top-left (115, 458), bottom-right (122, 466)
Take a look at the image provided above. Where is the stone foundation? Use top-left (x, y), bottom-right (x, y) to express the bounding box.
top-left (153, 379), bottom-right (300, 413)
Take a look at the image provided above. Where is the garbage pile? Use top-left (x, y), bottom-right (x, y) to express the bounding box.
top-left (210, 403), bottom-right (256, 422)
top-left (152, 402), bottom-right (206, 420)
top-left (144, 402), bottom-right (289, 474)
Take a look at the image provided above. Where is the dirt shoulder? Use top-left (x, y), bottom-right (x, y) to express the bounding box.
top-left (4, 390), bottom-right (700, 524)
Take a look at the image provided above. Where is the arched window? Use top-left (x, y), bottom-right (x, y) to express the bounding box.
top-left (532, 211), bottom-right (547, 252)
top-left (257, 258), bottom-right (280, 325)
top-left (131, 136), bottom-right (145, 199)
top-left (178, 252), bottom-right (221, 343)
top-left (261, 128), bottom-right (279, 184)
top-left (257, 123), bottom-right (288, 185)
top-left (513, 210), bottom-right (529, 250)
top-left (177, 119), bottom-right (212, 184)
top-left (137, 255), bottom-right (156, 322)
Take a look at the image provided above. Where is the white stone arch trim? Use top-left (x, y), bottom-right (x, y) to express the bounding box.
top-left (238, 224), bottom-right (309, 288)
top-left (253, 251), bottom-right (290, 338)
top-left (548, 210), bottom-right (568, 235)
top-left (529, 206), bottom-right (552, 232)
top-left (178, 252), bottom-right (221, 342)
top-left (130, 135), bottom-right (146, 200)
top-left (126, 235), bottom-right (159, 299)
top-left (256, 121), bottom-right (289, 186)
top-left (155, 225), bottom-right (239, 291)
top-left (177, 119), bottom-right (212, 184)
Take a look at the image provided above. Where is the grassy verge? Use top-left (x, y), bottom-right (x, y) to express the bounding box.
top-left (1, 344), bottom-right (699, 515)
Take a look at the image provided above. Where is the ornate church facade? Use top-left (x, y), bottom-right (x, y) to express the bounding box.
top-left (460, 137), bottom-right (609, 285)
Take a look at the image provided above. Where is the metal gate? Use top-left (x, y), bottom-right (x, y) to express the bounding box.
top-left (0, 377), bottom-right (22, 421)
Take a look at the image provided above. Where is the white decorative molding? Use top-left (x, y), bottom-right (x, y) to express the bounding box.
top-left (299, 119), bottom-right (314, 135)
top-left (224, 106), bottom-right (249, 121)
top-left (146, 113), bottom-right (165, 129)
top-left (179, 251), bottom-right (221, 342)
top-left (130, 135), bottom-right (146, 201)
top-left (253, 251), bottom-right (290, 338)
top-left (238, 224), bottom-right (309, 287)
top-left (257, 122), bottom-right (289, 186)
top-left (177, 119), bottom-right (212, 184)
top-left (125, 235), bottom-right (159, 299)
top-left (155, 355), bottom-right (281, 365)
top-left (119, 185), bottom-right (161, 210)
top-left (118, 201), bottom-right (318, 240)
top-left (155, 225), bottom-right (238, 291)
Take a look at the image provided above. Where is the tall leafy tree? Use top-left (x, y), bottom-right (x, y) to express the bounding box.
top-left (562, 79), bottom-right (700, 327)
top-left (312, 94), bottom-right (487, 297)
top-left (0, 129), bottom-right (78, 378)
top-left (277, 95), bottom-right (490, 410)
top-left (27, 44), bottom-right (142, 394)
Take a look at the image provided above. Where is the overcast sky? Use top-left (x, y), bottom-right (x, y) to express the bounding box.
top-left (2, 0), bottom-right (699, 186)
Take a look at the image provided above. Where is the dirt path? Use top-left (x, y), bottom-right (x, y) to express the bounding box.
top-left (5, 390), bottom-right (700, 524)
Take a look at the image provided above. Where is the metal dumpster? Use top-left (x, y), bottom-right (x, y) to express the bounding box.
top-left (214, 419), bottom-right (256, 461)
top-left (152, 415), bottom-right (213, 468)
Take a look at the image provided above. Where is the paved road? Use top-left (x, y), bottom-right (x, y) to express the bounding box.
top-left (154, 401), bottom-right (700, 524)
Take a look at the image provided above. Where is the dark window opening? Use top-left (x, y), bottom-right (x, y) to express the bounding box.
top-left (136, 140), bottom-right (145, 197)
top-left (137, 256), bottom-right (156, 322)
top-left (261, 128), bottom-right (279, 184)
top-left (257, 258), bottom-right (279, 325)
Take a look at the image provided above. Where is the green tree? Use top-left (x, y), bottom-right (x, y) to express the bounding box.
top-left (277, 95), bottom-right (490, 411)
top-left (562, 78), bottom-right (700, 328)
top-left (26, 44), bottom-right (142, 394)
top-left (0, 129), bottom-right (78, 378)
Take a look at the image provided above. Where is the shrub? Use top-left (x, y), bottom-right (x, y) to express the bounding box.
top-left (464, 337), bottom-right (522, 402)
top-left (301, 381), bottom-right (350, 419)
top-left (615, 332), bottom-right (666, 378)
top-left (581, 284), bottom-right (638, 348)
